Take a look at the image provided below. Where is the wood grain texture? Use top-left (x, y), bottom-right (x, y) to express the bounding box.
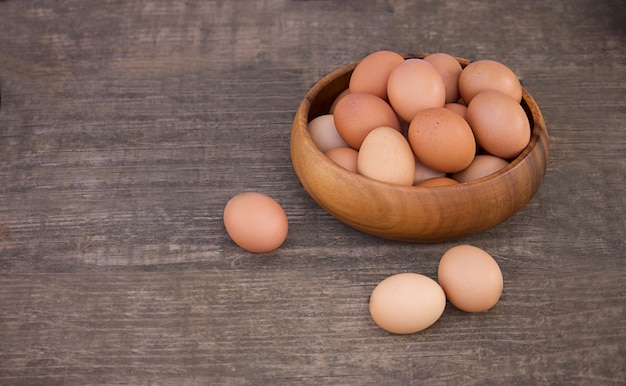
top-left (0, 0), bottom-right (624, 385)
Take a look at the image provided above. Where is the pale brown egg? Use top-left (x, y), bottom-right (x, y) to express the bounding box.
top-left (308, 114), bottom-right (349, 153)
top-left (438, 245), bottom-right (503, 313)
top-left (408, 107), bottom-right (476, 173)
top-left (325, 147), bottom-right (358, 173)
top-left (369, 273), bottom-right (446, 334)
top-left (223, 192), bottom-right (288, 253)
top-left (413, 157), bottom-right (446, 185)
top-left (387, 58), bottom-right (446, 122)
top-left (452, 154), bottom-right (509, 182)
top-left (466, 90), bottom-right (530, 159)
top-left (333, 92), bottom-right (401, 149)
top-left (458, 59), bottom-right (522, 104)
top-left (357, 126), bottom-right (415, 186)
top-left (424, 53), bottom-right (463, 104)
top-left (349, 50), bottom-right (404, 100)
top-left (416, 177), bottom-right (460, 187)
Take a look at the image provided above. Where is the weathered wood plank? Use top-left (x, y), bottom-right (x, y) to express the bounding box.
top-left (0, 0), bottom-right (624, 384)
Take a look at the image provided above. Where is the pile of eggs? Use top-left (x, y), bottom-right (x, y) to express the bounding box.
top-left (309, 50), bottom-right (531, 186)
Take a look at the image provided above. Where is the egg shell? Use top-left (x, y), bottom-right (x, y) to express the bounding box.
top-left (357, 126), bottom-right (416, 186)
top-left (413, 157), bottom-right (446, 185)
top-left (416, 177), bottom-right (460, 187)
top-left (408, 107), bottom-right (476, 173)
top-left (387, 58), bottom-right (446, 122)
top-left (325, 147), bottom-right (358, 173)
top-left (223, 192), bottom-right (288, 253)
top-left (424, 53), bottom-right (463, 104)
top-left (458, 59), bottom-right (523, 104)
top-left (349, 50), bottom-right (404, 100)
top-left (329, 89), bottom-right (350, 114)
top-left (308, 114), bottom-right (349, 153)
top-left (452, 154), bottom-right (510, 182)
top-left (438, 245), bottom-right (503, 313)
top-left (369, 273), bottom-right (446, 334)
top-left (333, 92), bottom-right (401, 149)
top-left (444, 102), bottom-right (467, 119)
top-left (466, 90), bottom-right (531, 159)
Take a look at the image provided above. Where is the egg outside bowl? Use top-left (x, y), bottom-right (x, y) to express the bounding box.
top-left (290, 53), bottom-right (549, 242)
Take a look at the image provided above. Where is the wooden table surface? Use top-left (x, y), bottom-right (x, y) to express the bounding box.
top-left (1, 1), bottom-right (624, 385)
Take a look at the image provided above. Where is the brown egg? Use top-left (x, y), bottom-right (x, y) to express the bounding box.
top-left (458, 59), bottom-right (522, 103)
top-left (223, 192), bottom-right (288, 253)
top-left (424, 53), bottom-right (463, 104)
top-left (333, 92), bottom-right (401, 149)
top-left (369, 273), bottom-right (446, 334)
top-left (466, 90), bottom-right (531, 159)
top-left (416, 177), bottom-right (460, 187)
top-left (444, 102), bottom-right (467, 119)
top-left (329, 89), bottom-right (350, 114)
top-left (408, 107), bottom-right (476, 173)
top-left (357, 126), bottom-right (415, 186)
top-left (387, 58), bottom-right (446, 122)
top-left (349, 50), bottom-right (404, 100)
top-left (308, 114), bottom-right (349, 153)
top-left (325, 147), bottom-right (358, 173)
top-left (438, 245), bottom-right (503, 313)
top-left (452, 154), bottom-right (509, 182)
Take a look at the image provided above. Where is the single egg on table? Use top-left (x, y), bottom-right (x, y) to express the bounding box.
top-left (369, 272), bottom-right (446, 334)
top-left (223, 192), bottom-right (288, 253)
top-left (437, 245), bottom-right (504, 313)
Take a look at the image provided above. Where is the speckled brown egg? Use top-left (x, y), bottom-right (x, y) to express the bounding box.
top-left (424, 53), bottom-right (463, 104)
top-left (438, 245), bottom-right (503, 313)
top-left (349, 50), bottom-right (404, 100)
top-left (329, 89), bottom-right (350, 114)
top-left (466, 90), bottom-right (530, 159)
top-left (458, 59), bottom-right (522, 104)
top-left (333, 92), bottom-right (401, 149)
top-left (387, 58), bottom-right (446, 122)
top-left (408, 107), bottom-right (476, 173)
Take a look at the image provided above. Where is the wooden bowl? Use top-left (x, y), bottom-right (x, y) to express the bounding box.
top-left (290, 53), bottom-right (549, 242)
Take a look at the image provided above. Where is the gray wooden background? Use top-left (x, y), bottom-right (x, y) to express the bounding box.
top-left (0, 1), bottom-right (624, 384)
